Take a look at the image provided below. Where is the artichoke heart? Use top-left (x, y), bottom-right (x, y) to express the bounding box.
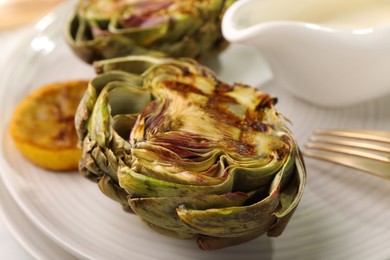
top-left (66, 0), bottom-right (236, 63)
top-left (76, 56), bottom-right (306, 250)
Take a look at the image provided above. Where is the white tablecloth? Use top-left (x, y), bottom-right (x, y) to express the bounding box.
top-left (0, 26), bottom-right (37, 260)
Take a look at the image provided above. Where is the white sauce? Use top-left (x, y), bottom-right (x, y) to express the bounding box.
top-left (320, 6), bottom-right (390, 28)
top-left (237, 0), bottom-right (390, 30)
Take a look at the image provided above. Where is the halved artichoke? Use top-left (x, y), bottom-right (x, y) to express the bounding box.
top-left (75, 56), bottom-right (306, 250)
top-left (66, 0), bottom-right (235, 63)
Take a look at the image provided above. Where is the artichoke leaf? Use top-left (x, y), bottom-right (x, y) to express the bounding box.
top-left (98, 174), bottom-right (130, 207)
top-left (142, 219), bottom-right (196, 239)
top-left (145, 130), bottom-right (219, 153)
top-left (223, 156), bottom-right (276, 167)
top-left (267, 150), bottom-right (306, 237)
top-left (90, 70), bottom-right (144, 93)
top-left (268, 150), bottom-right (298, 208)
top-left (196, 0), bottom-right (228, 16)
top-left (108, 84), bottom-right (152, 116)
top-left (131, 157), bottom-right (226, 186)
top-left (273, 150), bottom-right (306, 218)
top-left (111, 114), bottom-right (138, 141)
top-left (129, 192), bottom-right (253, 233)
top-left (79, 136), bottom-right (103, 180)
top-left (157, 38), bottom-right (200, 59)
top-left (229, 164), bottom-right (282, 193)
top-left (74, 81), bottom-right (98, 143)
top-left (88, 80), bottom-right (150, 147)
top-left (109, 122), bottom-right (133, 165)
top-left (72, 14), bottom-right (90, 43)
top-left (145, 63), bottom-right (217, 97)
top-left (109, 16), bottom-right (169, 46)
top-left (91, 145), bottom-right (118, 182)
top-left (93, 55), bottom-right (167, 75)
top-left (79, 0), bottom-right (124, 21)
top-left (163, 14), bottom-right (202, 42)
top-left (176, 153), bottom-right (299, 238)
top-left (118, 164), bottom-right (234, 198)
top-left (88, 86), bottom-right (112, 147)
top-left (131, 144), bottom-right (225, 173)
top-left (176, 188), bottom-right (280, 238)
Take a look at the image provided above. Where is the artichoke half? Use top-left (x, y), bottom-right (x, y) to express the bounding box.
top-left (66, 0), bottom-right (235, 63)
top-left (75, 56), bottom-right (306, 250)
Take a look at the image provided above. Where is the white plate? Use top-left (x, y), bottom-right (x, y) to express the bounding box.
top-left (1, 1), bottom-right (390, 259)
top-left (0, 175), bottom-right (77, 260)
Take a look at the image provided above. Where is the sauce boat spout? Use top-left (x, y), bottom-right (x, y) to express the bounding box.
top-left (222, 0), bottom-right (390, 107)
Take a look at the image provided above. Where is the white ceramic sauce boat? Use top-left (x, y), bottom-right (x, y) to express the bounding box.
top-left (222, 0), bottom-right (390, 107)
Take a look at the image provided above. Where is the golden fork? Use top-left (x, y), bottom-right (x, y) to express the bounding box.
top-left (304, 129), bottom-right (390, 179)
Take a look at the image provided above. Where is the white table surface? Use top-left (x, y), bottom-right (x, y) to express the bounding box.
top-left (0, 26), bottom-right (39, 260)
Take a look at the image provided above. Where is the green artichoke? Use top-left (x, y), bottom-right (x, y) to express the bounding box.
top-left (75, 55), bottom-right (306, 250)
top-left (66, 0), bottom-right (235, 63)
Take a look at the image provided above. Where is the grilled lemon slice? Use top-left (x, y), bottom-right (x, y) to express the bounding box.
top-left (9, 80), bottom-right (88, 171)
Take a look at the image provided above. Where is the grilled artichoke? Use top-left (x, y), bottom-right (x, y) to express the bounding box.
top-left (75, 56), bottom-right (306, 250)
top-left (66, 0), bottom-right (235, 63)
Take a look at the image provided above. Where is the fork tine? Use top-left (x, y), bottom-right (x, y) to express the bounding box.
top-left (306, 142), bottom-right (390, 163)
top-left (314, 129), bottom-right (390, 143)
top-left (304, 129), bottom-right (390, 179)
top-left (309, 136), bottom-right (390, 153)
top-left (303, 149), bottom-right (390, 179)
